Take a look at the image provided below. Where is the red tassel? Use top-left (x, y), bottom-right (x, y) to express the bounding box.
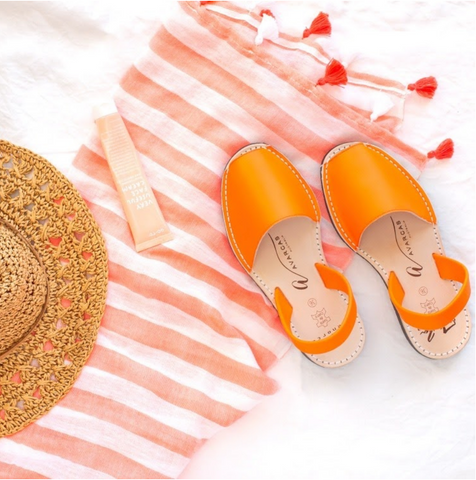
top-left (408, 76), bottom-right (438, 98)
top-left (200, 1), bottom-right (215, 5)
top-left (427, 139), bottom-right (454, 160)
top-left (260, 9), bottom-right (275, 18)
top-left (317, 59), bottom-right (347, 86)
top-left (303, 12), bottom-right (331, 38)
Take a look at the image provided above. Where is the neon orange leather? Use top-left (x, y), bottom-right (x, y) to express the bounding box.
top-left (275, 263), bottom-right (357, 354)
top-left (222, 146), bottom-right (319, 272)
top-left (322, 143), bottom-right (436, 250)
top-left (388, 254), bottom-right (471, 330)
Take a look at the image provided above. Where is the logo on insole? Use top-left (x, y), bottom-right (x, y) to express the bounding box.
top-left (419, 286), bottom-right (428, 296)
top-left (418, 298), bottom-right (457, 342)
top-left (390, 217), bottom-right (423, 277)
top-left (312, 308), bottom-right (331, 328)
top-left (269, 234), bottom-right (309, 290)
top-left (420, 298), bottom-right (439, 314)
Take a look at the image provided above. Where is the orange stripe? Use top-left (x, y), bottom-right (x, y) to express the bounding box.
top-left (0, 462), bottom-right (46, 479)
top-left (103, 305), bottom-right (278, 394)
top-left (60, 388), bottom-right (203, 457)
top-left (121, 66), bottom-right (248, 157)
top-left (87, 345), bottom-right (249, 427)
top-left (12, 424), bottom-right (168, 479)
top-left (75, 144), bottom-right (115, 189)
top-left (313, 186), bottom-right (330, 223)
top-left (240, 331), bottom-right (284, 371)
top-left (347, 69), bottom-right (406, 91)
top-left (322, 243), bottom-right (354, 271)
top-left (123, 118), bottom-right (221, 203)
top-left (179, 2), bottom-right (428, 169)
top-left (149, 26), bottom-right (335, 163)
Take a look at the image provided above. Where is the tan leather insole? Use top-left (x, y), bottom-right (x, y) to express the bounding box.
top-left (253, 216), bottom-right (364, 367)
top-left (360, 212), bottom-right (471, 357)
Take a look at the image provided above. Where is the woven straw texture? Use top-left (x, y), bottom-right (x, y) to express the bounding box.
top-left (0, 140), bottom-right (108, 437)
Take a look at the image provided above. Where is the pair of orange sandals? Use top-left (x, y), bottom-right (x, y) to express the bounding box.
top-left (222, 142), bottom-right (471, 367)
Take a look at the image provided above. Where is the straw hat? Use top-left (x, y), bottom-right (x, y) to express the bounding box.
top-left (0, 140), bottom-right (108, 437)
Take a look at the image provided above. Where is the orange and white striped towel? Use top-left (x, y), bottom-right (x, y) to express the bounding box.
top-left (1, 2), bottom-right (434, 478)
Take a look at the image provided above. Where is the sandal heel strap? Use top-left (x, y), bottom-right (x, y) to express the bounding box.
top-left (388, 254), bottom-right (470, 330)
top-left (275, 264), bottom-right (357, 354)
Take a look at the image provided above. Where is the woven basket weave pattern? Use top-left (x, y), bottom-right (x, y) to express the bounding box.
top-left (0, 222), bottom-right (48, 357)
top-left (0, 140), bottom-right (108, 437)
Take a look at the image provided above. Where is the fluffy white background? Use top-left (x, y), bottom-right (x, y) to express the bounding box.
top-left (0, 1), bottom-right (474, 479)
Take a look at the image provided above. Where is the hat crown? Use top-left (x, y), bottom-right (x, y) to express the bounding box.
top-left (0, 220), bottom-right (48, 358)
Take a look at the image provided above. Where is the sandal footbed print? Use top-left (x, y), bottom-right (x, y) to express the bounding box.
top-left (321, 142), bottom-right (471, 358)
top-left (222, 144), bottom-right (365, 368)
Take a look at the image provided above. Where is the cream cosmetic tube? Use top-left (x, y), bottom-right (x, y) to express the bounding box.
top-left (94, 101), bottom-right (173, 251)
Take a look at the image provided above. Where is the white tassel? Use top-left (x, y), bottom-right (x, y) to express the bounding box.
top-left (319, 38), bottom-right (360, 68)
top-left (370, 91), bottom-right (394, 122)
top-left (338, 51), bottom-right (360, 69)
top-left (255, 13), bottom-right (279, 46)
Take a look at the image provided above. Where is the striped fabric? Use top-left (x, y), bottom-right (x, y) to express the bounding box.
top-left (1, 2), bottom-right (429, 478)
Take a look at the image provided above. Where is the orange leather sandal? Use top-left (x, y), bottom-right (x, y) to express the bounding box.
top-left (222, 144), bottom-right (365, 367)
top-left (321, 142), bottom-right (471, 359)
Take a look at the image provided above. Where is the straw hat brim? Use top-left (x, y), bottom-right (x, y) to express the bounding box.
top-left (0, 140), bottom-right (108, 437)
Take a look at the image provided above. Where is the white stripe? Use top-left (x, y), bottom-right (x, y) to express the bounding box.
top-left (349, 77), bottom-right (405, 95)
top-left (115, 88), bottom-right (227, 176)
top-left (70, 164), bottom-right (126, 220)
top-left (0, 439), bottom-right (111, 479)
top-left (139, 151), bottom-right (224, 231)
top-left (107, 281), bottom-right (261, 368)
top-left (37, 406), bottom-right (188, 478)
top-left (166, 12), bottom-right (371, 145)
top-left (134, 46), bottom-right (326, 184)
top-left (321, 218), bottom-right (348, 248)
top-left (96, 327), bottom-right (267, 410)
top-left (104, 232), bottom-right (287, 354)
top-left (75, 366), bottom-right (222, 439)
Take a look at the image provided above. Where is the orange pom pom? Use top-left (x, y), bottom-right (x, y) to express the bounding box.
top-left (408, 76), bottom-right (438, 98)
top-left (303, 12), bottom-right (331, 38)
top-left (427, 139), bottom-right (454, 160)
top-left (317, 59), bottom-right (347, 86)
